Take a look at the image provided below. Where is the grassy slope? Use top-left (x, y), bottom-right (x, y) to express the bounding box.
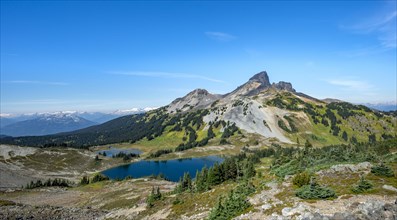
top-left (93, 116), bottom-right (252, 160)
top-left (266, 92), bottom-right (396, 146)
top-left (7, 148), bottom-right (125, 175)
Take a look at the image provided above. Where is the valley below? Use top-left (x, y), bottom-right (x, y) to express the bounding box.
top-left (1, 141), bottom-right (396, 220)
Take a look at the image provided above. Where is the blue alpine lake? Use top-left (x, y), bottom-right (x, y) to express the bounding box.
top-left (96, 146), bottom-right (142, 157)
top-left (101, 155), bottom-right (224, 182)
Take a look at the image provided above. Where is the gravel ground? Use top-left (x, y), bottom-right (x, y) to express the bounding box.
top-left (0, 204), bottom-right (108, 220)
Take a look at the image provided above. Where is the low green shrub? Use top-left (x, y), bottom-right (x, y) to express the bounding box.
top-left (296, 182), bottom-right (336, 199)
top-left (208, 181), bottom-right (255, 220)
top-left (352, 176), bottom-right (373, 193)
top-left (220, 138), bottom-right (229, 145)
top-left (147, 186), bottom-right (162, 208)
top-left (371, 163), bottom-right (394, 177)
top-left (292, 171), bottom-right (311, 187)
top-left (172, 198), bottom-right (183, 205)
top-left (91, 173), bottom-right (109, 183)
top-left (80, 176), bottom-right (89, 185)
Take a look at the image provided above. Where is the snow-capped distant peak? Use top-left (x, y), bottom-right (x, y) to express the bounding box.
top-left (111, 107), bottom-right (158, 115)
top-left (60, 110), bottom-right (78, 114)
top-left (36, 112), bottom-right (81, 123)
top-left (3, 107), bottom-right (157, 120)
top-left (113, 108), bottom-right (143, 115)
top-left (144, 107), bottom-right (158, 111)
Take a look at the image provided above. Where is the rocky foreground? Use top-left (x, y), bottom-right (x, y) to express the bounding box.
top-left (237, 198), bottom-right (397, 220)
top-left (1, 197), bottom-right (396, 220)
top-left (0, 203), bottom-right (107, 220)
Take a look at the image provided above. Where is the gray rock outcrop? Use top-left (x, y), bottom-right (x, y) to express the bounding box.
top-left (272, 81), bottom-right (296, 92)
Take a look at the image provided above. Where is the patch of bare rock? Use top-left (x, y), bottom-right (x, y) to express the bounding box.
top-left (0, 203), bottom-right (107, 220)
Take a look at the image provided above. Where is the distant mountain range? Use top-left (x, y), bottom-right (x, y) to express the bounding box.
top-left (2, 71), bottom-right (395, 148)
top-left (361, 102), bottom-right (397, 112)
top-left (0, 113), bottom-right (97, 137)
top-left (322, 99), bottom-right (396, 112)
top-left (0, 108), bottom-right (157, 137)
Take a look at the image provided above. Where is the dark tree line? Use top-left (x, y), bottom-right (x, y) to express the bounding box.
top-left (112, 152), bottom-right (140, 161)
top-left (0, 108), bottom-right (215, 149)
top-left (80, 173), bottom-right (109, 185)
top-left (221, 122), bottom-right (238, 139)
top-left (148, 149), bottom-right (173, 158)
top-left (0, 110), bottom-right (169, 148)
top-left (271, 138), bottom-right (397, 177)
top-left (175, 153), bottom-right (258, 194)
top-left (26, 178), bottom-right (70, 189)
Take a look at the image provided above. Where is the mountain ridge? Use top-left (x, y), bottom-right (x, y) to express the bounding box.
top-left (1, 71), bottom-right (396, 148)
top-left (0, 113), bottom-right (97, 137)
top-left (167, 88), bottom-right (222, 113)
top-left (0, 108), bottom-right (158, 129)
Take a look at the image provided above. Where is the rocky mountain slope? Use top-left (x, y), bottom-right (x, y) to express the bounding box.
top-left (165, 71), bottom-right (396, 146)
top-left (1, 71), bottom-right (395, 148)
top-left (167, 89), bottom-right (222, 113)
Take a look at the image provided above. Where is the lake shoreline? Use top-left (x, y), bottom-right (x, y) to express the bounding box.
top-left (101, 155), bottom-right (224, 182)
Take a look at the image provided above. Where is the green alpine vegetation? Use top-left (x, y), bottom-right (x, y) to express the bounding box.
top-left (351, 175), bottom-right (373, 193)
top-left (208, 181), bottom-right (255, 220)
top-left (295, 181), bottom-right (336, 199)
top-left (270, 138), bottom-right (397, 177)
top-left (1, 72), bottom-right (395, 151)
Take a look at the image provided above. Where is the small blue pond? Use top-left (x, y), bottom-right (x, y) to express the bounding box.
top-left (96, 146), bottom-right (142, 157)
top-left (101, 155), bottom-right (224, 182)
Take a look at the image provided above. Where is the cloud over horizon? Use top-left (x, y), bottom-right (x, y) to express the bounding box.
top-left (109, 71), bottom-right (227, 84)
top-left (205, 31), bottom-right (236, 42)
top-left (327, 79), bottom-right (374, 91)
top-left (2, 80), bottom-right (69, 86)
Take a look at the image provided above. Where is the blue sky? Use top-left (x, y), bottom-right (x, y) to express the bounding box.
top-left (1, 1), bottom-right (396, 114)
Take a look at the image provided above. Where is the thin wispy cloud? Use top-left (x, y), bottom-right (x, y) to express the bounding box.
top-left (325, 78), bottom-right (383, 103)
top-left (327, 79), bottom-right (374, 91)
top-left (337, 45), bottom-right (391, 58)
top-left (340, 3), bottom-right (396, 50)
top-left (205, 31), bottom-right (236, 42)
top-left (2, 99), bottom-right (166, 108)
top-left (3, 99), bottom-right (70, 105)
top-left (347, 11), bottom-right (396, 34)
top-left (109, 71), bottom-right (227, 84)
top-left (3, 80), bottom-right (69, 86)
